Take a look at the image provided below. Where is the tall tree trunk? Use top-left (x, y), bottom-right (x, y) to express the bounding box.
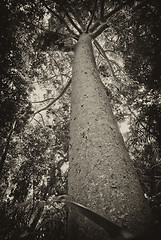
top-left (68, 33), bottom-right (150, 240)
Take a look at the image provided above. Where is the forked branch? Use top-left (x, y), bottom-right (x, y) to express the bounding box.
top-left (57, 0), bottom-right (82, 34)
top-left (42, 0), bottom-right (79, 38)
top-left (91, 0), bottom-right (146, 38)
top-left (32, 79), bottom-right (71, 117)
top-left (86, 0), bottom-right (98, 33)
top-left (61, 1), bottom-right (86, 32)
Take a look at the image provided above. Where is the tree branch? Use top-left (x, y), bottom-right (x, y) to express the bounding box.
top-left (57, 0), bottom-right (82, 34)
top-left (32, 97), bottom-right (56, 104)
top-left (41, 0), bottom-right (79, 39)
top-left (32, 79), bottom-right (71, 117)
top-left (126, 104), bottom-right (154, 135)
top-left (94, 40), bottom-right (116, 80)
top-left (91, 0), bottom-right (137, 38)
top-left (64, 11), bottom-right (82, 34)
top-left (104, 0), bottom-right (135, 20)
top-left (38, 113), bottom-right (45, 126)
top-left (89, 21), bottom-right (100, 33)
top-left (94, 40), bottom-right (153, 136)
top-left (63, 2), bottom-right (86, 32)
top-left (91, 22), bottom-right (109, 39)
top-left (150, 161), bottom-right (161, 171)
top-left (33, 118), bottom-right (43, 125)
top-left (100, 0), bottom-right (105, 21)
top-left (86, 0), bottom-right (98, 33)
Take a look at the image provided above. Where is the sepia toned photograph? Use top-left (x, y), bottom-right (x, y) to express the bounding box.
top-left (0, 0), bottom-right (161, 239)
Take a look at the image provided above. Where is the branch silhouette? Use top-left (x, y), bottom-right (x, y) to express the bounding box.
top-left (94, 40), bottom-right (153, 136)
top-left (86, 0), bottom-right (98, 33)
top-left (91, 0), bottom-right (148, 38)
top-left (41, 0), bottom-right (78, 38)
top-left (32, 97), bottom-right (56, 104)
top-left (94, 39), bottom-right (116, 80)
top-left (32, 79), bottom-right (71, 118)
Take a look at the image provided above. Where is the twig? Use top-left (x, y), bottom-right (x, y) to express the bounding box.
top-left (38, 113), bottom-right (45, 126)
top-left (126, 105), bottom-right (153, 135)
top-left (33, 118), bottom-right (43, 125)
top-left (110, 60), bottom-right (124, 73)
top-left (32, 79), bottom-right (71, 117)
top-left (150, 162), bottom-right (161, 171)
top-left (86, 0), bottom-right (98, 33)
top-left (35, 75), bottom-right (56, 84)
top-left (32, 97), bottom-right (56, 104)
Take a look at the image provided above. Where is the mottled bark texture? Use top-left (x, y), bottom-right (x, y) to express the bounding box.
top-left (68, 33), bottom-right (150, 240)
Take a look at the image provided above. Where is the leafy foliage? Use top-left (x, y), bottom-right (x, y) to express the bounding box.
top-left (0, 122), bottom-right (69, 239)
top-left (115, 0), bottom-right (161, 143)
top-left (112, 0), bottom-right (161, 223)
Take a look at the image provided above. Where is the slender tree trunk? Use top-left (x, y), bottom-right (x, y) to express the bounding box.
top-left (68, 33), bottom-right (150, 240)
top-left (0, 121), bottom-right (16, 175)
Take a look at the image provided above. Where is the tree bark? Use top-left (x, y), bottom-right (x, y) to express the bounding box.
top-left (68, 33), bottom-right (150, 240)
